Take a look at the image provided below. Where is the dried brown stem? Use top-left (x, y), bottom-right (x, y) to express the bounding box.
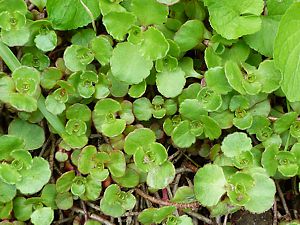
top-left (72, 207), bottom-right (115, 225)
top-left (275, 181), bottom-right (291, 220)
top-left (134, 188), bottom-right (200, 209)
top-left (186, 211), bottom-right (213, 224)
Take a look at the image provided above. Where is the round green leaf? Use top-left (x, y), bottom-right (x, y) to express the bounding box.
top-left (90, 35), bottom-right (113, 65)
top-left (174, 20), bottom-right (204, 52)
top-left (63, 45), bottom-right (94, 72)
top-left (30, 207), bottom-right (54, 225)
top-left (103, 11), bottom-right (136, 40)
top-left (133, 97), bottom-right (153, 121)
top-left (16, 157), bottom-right (51, 194)
top-left (205, 67), bottom-right (232, 95)
top-left (8, 119), bottom-right (45, 150)
top-left (147, 161), bottom-right (175, 189)
top-left (203, 0), bottom-right (263, 39)
top-left (244, 173), bottom-right (276, 213)
top-left (0, 180), bottom-right (16, 203)
top-left (46, 0), bottom-right (100, 30)
top-left (34, 30), bottom-right (57, 52)
top-left (124, 128), bottom-right (156, 155)
top-left (131, 0), bottom-right (168, 26)
top-left (156, 68), bottom-right (186, 98)
top-left (221, 132), bottom-right (252, 157)
top-left (172, 120), bottom-right (196, 148)
top-left (13, 197), bottom-right (32, 221)
top-left (55, 192), bottom-right (73, 210)
top-left (139, 27), bottom-right (169, 60)
top-left (111, 42), bottom-right (153, 84)
top-left (194, 164), bottom-right (226, 207)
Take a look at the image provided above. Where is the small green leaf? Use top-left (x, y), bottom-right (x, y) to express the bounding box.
top-left (156, 68), bottom-right (186, 98)
top-left (138, 206), bottom-right (176, 225)
top-left (172, 120), bottom-right (196, 148)
top-left (90, 35), bottom-right (113, 65)
top-left (205, 67), bottom-right (232, 95)
top-left (124, 128), bottom-right (156, 155)
top-left (103, 11), bottom-right (136, 40)
top-left (0, 180), bottom-right (16, 203)
top-left (203, 0), bottom-right (263, 39)
top-left (30, 207), bottom-right (54, 225)
top-left (147, 161), bottom-right (175, 189)
top-left (131, 0), bottom-right (168, 26)
top-left (133, 97), bottom-right (153, 121)
top-left (111, 42), bottom-right (153, 84)
top-left (46, 0), bottom-right (100, 30)
top-left (16, 157), bottom-right (51, 194)
top-left (8, 119), bottom-right (45, 150)
top-left (63, 45), bottom-right (94, 72)
top-left (194, 164), bottom-right (226, 207)
top-left (174, 20), bottom-right (204, 52)
top-left (244, 172), bottom-right (276, 213)
top-left (221, 132), bottom-right (252, 157)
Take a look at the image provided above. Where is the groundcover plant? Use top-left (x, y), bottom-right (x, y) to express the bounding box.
top-left (0, 0), bottom-right (299, 224)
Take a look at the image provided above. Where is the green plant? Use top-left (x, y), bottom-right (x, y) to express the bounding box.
top-left (0, 0), bottom-right (299, 224)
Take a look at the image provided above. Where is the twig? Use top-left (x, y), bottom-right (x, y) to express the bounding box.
top-left (223, 214), bottom-right (228, 225)
top-left (81, 200), bottom-right (88, 222)
top-left (273, 199), bottom-right (278, 225)
top-left (49, 135), bottom-right (55, 183)
top-left (55, 217), bottom-right (75, 224)
top-left (134, 188), bottom-right (200, 209)
top-left (39, 136), bottom-right (51, 156)
top-left (186, 211), bottom-right (213, 224)
top-left (275, 181), bottom-right (291, 220)
top-left (172, 174), bottom-right (182, 195)
top-left (268, 116), bottom-right (300, 122)
top-left (175, 167), bottom-right (193, 174)
top-left (72, 207), bottom-right (115, 225)
top-left (79, 0), bottom-right (97, 32)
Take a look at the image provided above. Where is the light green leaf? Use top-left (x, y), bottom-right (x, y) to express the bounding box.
top-left (254, 60), bottom-right (282, 93)
top-left (244, 16), bottom-right (280, 57)
top-left (147, 161), bottom-right (175, 189)
top-left (131, 0), bottom-right (168, 26)
top-left (139, 27), bottom-right (169, 60)
top-left (8, 119), bottom-right (45, 150)
top-left (16, 157), bottom-right (51, 195)
top-left (174, 20), bottom-right (204, 52)
top-left (274, 2), bottom-right (300, 102)
top-left (124, 128), bottom-right (156, 155)
top-left (171, 120), bottom-right (196, 148)
top-left (0, 180), bottom-right (16, 203)
top-left (90, 35), bottom-right (113, 65)
top-left (194, 164), bottom-right (226, 207)
top-left (224, 61), bottom-right (246, 95)
top-left (103, 11), bottom-right (136, 40)
top-left (156, 68), bottom-right (186, 98)
top-left (205, 67), bottom-right (232, 95)
top-left (46, 0), bottom-right (100, 30)
top-left (221, 132), bottom-right (252, 157)
top-left (31, 207), bottom-right (54, 225)
top-left (244, 172), bottom-right (276, 213)
top-left (111, 42), bottom-right (153, 84)
top-left (203, 0), bottom-right (264, 39)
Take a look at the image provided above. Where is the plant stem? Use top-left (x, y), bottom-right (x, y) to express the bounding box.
top-left (0, 41), bottom-right (21, 71)
top-left (186, 211), bottom-right (213, 225)
top-left (37, 95), bottom-right (65, 136)
top-left (0, 40), bottom-right (65, 136)
top-left (72, 207), bottom-right (115, 225)
top-left (134, 188), bottom-right (200, 209)
top-left (275, 180), bottom-right (291, 220)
